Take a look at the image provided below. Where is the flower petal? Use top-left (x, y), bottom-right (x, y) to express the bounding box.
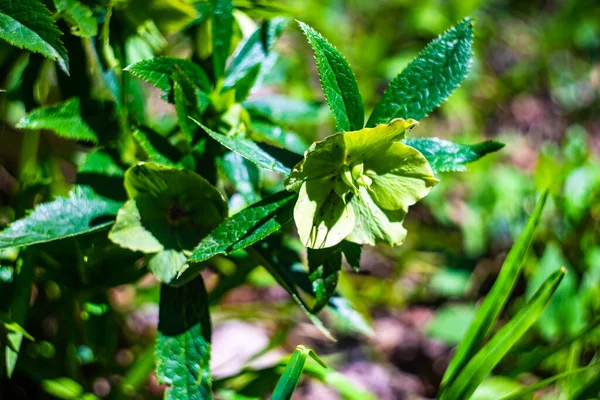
top-left (295, 178), bottom-right (355, 248)
top-left (346, 187), bottom-right (408, 246)
top-left (365, 142), bottom-right (438, 210)
top-left (343, 118), bottom-right (418, 164)
top-left (285, 134), bottom-right (345, 191)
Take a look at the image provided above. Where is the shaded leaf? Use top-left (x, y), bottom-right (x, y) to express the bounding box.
top-left (212, 0), bottom-right (233, 81)
top-left (440, 190), bottom-right (549, 389)
top-left (340, 240), bottom-right (361, 271)
top-left (194, 119), bottom-right (294, 175)
top-left (223, 17), bottom-right (288, 90)
top-left (405, 138), bottom-right (504, 173)
top-left (307, 246), bottom-right (342, 312)
top-left (219, 151), bottom-right (261, 205)
top-left (189, 190), bottom-right (297, 263)
top-left (243, 95), bottom-right (323, 125)
top-left (367, 17), bottom-right (473, 126)
top-left (173, 69), bottom-right (210, 143)
top-left (0, 0), bottom-right (69, 73)
top-left (441, 268), bottom-right (566, 400)
top-left (133, 127), bottom-right (194, 169)
top-left (0, 186), bottom-right (122, 251)
top-left (17, 98), bottom-right (98, 143)
top-left (298, 21), bottom-right (364, 132)
top-left (156, 276), bottom-right (212, 400)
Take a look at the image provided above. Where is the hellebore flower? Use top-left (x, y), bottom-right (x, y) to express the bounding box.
top-left (285, 118), bottom-right (438, 249)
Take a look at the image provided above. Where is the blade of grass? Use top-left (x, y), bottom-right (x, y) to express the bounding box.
top-left (440, 267), bottom-right (566, 400)
top-left (500, 362), bottom-right (600, 400)
top-left (440, 190), bottom-right (549, 389)
top-left (271, 345), bottom-right (324, 400)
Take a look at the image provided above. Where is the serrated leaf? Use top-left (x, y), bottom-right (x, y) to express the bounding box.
top-left (0, 0), bottom-right (69, 73)
top-left (223, 17), bottom-right (288, 91)
top-left (307, 246), bottom-right (342, 312)
top-left (173, 69), bottom-right (210, 143)
top-left (405, 138), bottom-right (504, 173)
top-left (440, 190), bottom-right (549, 390)
top-left (193, 119), bottom-right (296, 175)
top-left (441, 268), bottom-right (566, 400)
top-left (298, 21), bottom-right (364, 132)
top-left (367, 17), bottom-right (473, 126)
top-left (17, 98), bottom-right (98, 143)
top-left (212, 0), bottom-right (233, 82)
top-left (54, 0), bottom-right (98, 37)
top-left (0, 186), bottom-right (122, 251)
top-left (272, 345), bottom-right (326, 400)
top-left (189, 190), bottom-right (297, 263)
top-left (156, 276), bottom-right (212, 400)
top-left (125, 57), bottom-right (211, 97)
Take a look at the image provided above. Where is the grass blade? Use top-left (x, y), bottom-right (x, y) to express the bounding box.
top-left (440, 190), bottom-right (549, 389)
top-left (271, 346), bottom-right (323, 400)
top-left (440, 267), bottom-right (567, 400)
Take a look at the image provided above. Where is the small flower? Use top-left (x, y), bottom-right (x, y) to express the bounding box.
top-left (285, 119), bottom-right (438, 249)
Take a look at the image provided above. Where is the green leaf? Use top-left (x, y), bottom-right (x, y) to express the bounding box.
top-left (405, 138), bottom-right (505, 173)
top-left (125, 57), bottom-right (211, 96)
top-left (0, 186), bottom-right (122, 251)
top-left (54, 0), bottom-right (98, 37)
top-left (16, 98), bottom-right (98, 143)
top-left (156, 276), bottom-right (212, 400)
top-left (340, 240), bottom-right (361, 271)
top-left (272, 345), bottom-right (326, 400)
top-left (440, 190), bottom-right (549, 390)
top-left (243, 95), bottom-right (323, 125)
top-left (250, 120), bottom-right (308, 155)
top-left (307, 246), bottom-right (342, 312)
top-left (194, 119), bottom-right (294, 175)
top-left (212, 0), bottom-right (233, 82)
top-left (367, 17), bottom-right (473, 126)
top-left (219, 152), bottom-right (260, 205)
top-left (41, 377), bottom-right (85, 399)
top-left (0, 0), bottom-right (69, 73)
top-left (298, 21), bottom-right (364, 132)
top-left (133, 127), bottom-right (195, 169)
top-left (440, 268), bottom-right (566, 400)
top-left (109, 163), bottom-right (227, 283)
top-left (223, 17), bottom-right (288, 91)
top-left (426, 303), bottom-right (476, 346)
top-left (2, 319), bottom-right (34, 342)
top-left (173, 69), bottom-right (210, 143)
top-left (189, 190), bottom-right (297, 263)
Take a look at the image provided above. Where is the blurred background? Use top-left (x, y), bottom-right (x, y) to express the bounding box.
top-left (1, 0), bottom-right (599, 399)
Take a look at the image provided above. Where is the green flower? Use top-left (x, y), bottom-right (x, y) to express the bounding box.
top-left (285, 118), bottom-right (438, 249)
top-left (109, 162), bottom-right (227, 284)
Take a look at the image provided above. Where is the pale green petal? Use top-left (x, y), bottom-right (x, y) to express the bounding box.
top-left (343, 118), bottom-right (418, 164)
top-left (108, 200), bottom-right (164, 253)
top-left (148, 249), bottom-right (187, 284)
top-left (346, 187), bottom-right (407, 246)
top-left (285, 134), bottom-right (345, 191)
top-left (365, 142), bottom-right (438, 210)
top-left (295, 179), bottom-right (355, 248)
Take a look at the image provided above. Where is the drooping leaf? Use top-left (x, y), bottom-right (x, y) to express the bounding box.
top-left (0, 186), bottom-right (122, 251)
top-left (340, 240), bottom-right (361, 271)
top-left (194, 119), bottom-right (295, 175)
top-left (307, 246), bottom-right (343, 312)
top-left (156, 277), bottom-right (211, 400)
top-left (109, 163), bottom-right (227, 284)
top-left (271, 345), bottom-right (326, 400)
top-left (223, 17), bottom-right (288, 91)
top-left (54, 0), bottom-right (98, 37)
top-left (405, 138), bottom-right (504, 173)
top-left (189, 190), bottom-right (297, 263)
top-left (124, 57), bottom-right (211, 97)
top-left (17, 98), bottom-right (98, 143)
top-left (440, 190), bottom-right (549, 389)
top-left (212, 0), bottom-right (233, 82)
top-left (298, 21), bottom-right (364, 132)
top-left (0, 0), bottom-right (69, 73)
top-left (441, 268), bottom-right (566, 400)
top-left (367, 17), bottom-right (473, 126)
